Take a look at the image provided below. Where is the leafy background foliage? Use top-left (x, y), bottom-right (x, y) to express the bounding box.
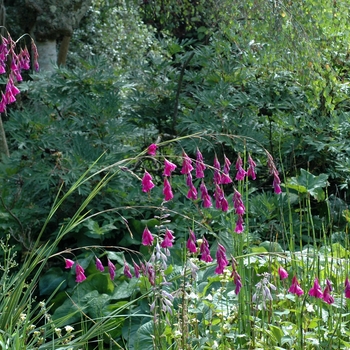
top-left (2, 0), bottom-right (350, 348)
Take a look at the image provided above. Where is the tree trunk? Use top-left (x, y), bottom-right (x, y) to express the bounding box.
top-left (36, 39), bottom-right (57, 72)
top-left (57, 35), bottom-right (70, 66)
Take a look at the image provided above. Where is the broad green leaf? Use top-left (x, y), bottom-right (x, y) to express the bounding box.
top-left (250, 246), bottom-right (268, 253)
top-left (111, 279), bottom-right (139, 300)
top-left (269, 325), bottom-right (283, 345)
top-left (286, 169), bottom-right (328, 201)
top-left (259, 241), bottom-right (283, 252)
top-left (39, 267), bottom-right (67, 296)
top-left (134, 321), bottom-right (154, 350)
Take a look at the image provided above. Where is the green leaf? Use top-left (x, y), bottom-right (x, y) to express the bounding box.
top-left (286, 169), bottom-right (328, 201)
top-left (111, 279), bottom-right (139, 300)
top-left (39, 267), bottom-right (67, 296)
top-left (134, 321), bottom-right (154, 350)
top-left (269, 325), bottom-right (283, 344)
top-left (83, 219), bottom-right (116, 238)
top-left (259, 241), bottom-right (283, 252)
top-left (250, 246), bottom-right (268, 253)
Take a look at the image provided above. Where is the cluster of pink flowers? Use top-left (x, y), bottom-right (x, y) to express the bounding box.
top-left (0, 35), bottom-right (39, 114)
top-left (279, 267), bottom-right (350, 303)
top-left (65, 257), bottom-right (121, 282)
top-left (141, 224), bottom-right (242, 294)
top-left (144, 144), bottom-right (282, 237)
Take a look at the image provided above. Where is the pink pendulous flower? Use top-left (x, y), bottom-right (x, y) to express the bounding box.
top-left (19, 47), bottom-right (30, 70)
top-left (267, 153), bottom-right (282, 194)
top-left (214, 184), bottom-right (225, 210)
top-left (309, 278), bottom-right (323, 298)
top-left (247, 155), bottom-right (257, 180)
top-left (163, 177), bottom-right (174, 201)
top-left (163, 158), bottom-right (177, 176)
top-left (273, 171), bottom-right (282, 194)
top-left (0, 93), bottom-right (6, 113)
top-left (6, 76), bottom-right (20, 97)
top-left (202, 194), bottom-right (212, 208)
top-left (75, 263), bottom-right (87, 283)
top-left (161, 228), bottom-right (175, 248)
top-left (221, 197), bottom-right (229, 212)
top-left (278, 266), bottom-right (289, 280)
top-left (345, 277), bottom-right (350, 299)
top-left (187, 185), bottom-right (198, 200)
top-left (181, 152), bottom-right (194, 174)
top-left (124, 261), bottom-right (133, 279)
top-left (200, 237), bottom-right (213, 263)
top-left (199, 181), bottom-right (212, 207)
top-left (186, 173), bottom-right (193, 187)
top-left (235, 215), bottom-right (244, 234)
top-left (108, 259), bottom-right (116, 280)
top-left (235, 154), bottom-right (247, 181)
top-left (187, 229), bottom-right (197, 253)
top-left (288, 276), bottom-right (304, 296)
top-left (65, 258), bottom-right (75, 269)
top-left (133, 261), bottom-right (141, 278)
top-left (233, 189), bottom-right (245, 215)
top-left (322, 285), bottom-right (334, 304)
top-left (199, 181), bottom-right (208, 197)
top-left (95, 257), bottom-right (105, 272)
top-left (195, 149), bottom-right (206, 178)
top-left (215, 244), bottom-right (228, 274)
top-left (223, 155), bottom-right (231, 174)
top-left (213, 156), bottom-right (222, 185)
top-left (141, 171), bottom-right (155, 193)
top-left (142, 226), bottom-right (154, 246)
top-left (219, 172), bottom-right (233, 185)
top-left (147, 143), bottom-right (157, 156)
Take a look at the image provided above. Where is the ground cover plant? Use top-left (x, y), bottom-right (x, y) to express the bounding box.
top-left (2, 0), bottom-right (350, 349)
